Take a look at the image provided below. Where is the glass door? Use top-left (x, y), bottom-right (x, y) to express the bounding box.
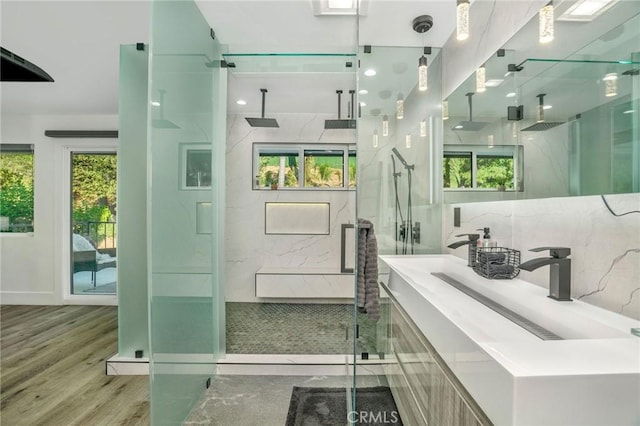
top-left (147, 0), bottom-right (226, 424)
top-left (70, 151), bottom-right (117, 295)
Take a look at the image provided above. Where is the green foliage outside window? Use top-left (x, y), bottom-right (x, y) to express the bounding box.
top-left (72, 154), bottom-right (117, 245)
top-left (0, 151), bottom-right (34, 232)
top-left (476, 157), bottom-right (514, 189)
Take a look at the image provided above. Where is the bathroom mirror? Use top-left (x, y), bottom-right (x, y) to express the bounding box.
top-left (444, 1), bottom-right (640, 203)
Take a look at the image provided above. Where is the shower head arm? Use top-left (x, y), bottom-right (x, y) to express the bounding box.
top-left (392, 147), bottom-right (414, 170)
top-left (260, 88), bottom-right (268, 118)
top-left (466, 92), bottom-right (474, 122)
top-left (336, 90), bottom-right (343, 119)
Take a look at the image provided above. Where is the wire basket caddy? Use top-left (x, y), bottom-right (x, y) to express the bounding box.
top-left (474, 247), bottom-right (521, 279)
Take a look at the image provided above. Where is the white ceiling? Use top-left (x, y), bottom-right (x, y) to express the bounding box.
top-left (0, 0), bottom-right (455, 116)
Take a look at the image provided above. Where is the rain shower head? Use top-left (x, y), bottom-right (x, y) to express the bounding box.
top-left (325, 90), bottom-right (356, 129)
top-left (521, 93), bottom-right (565, 132)
top-left (452, 92), bottom-right (489, 131)
top-left (245, 89), bottom-right (279, 128)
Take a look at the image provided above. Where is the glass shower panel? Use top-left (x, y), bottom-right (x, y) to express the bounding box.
top-left (148, 1), bottom-right (226, 424)
top-left (117, 44), bottom-right (149, 357)
top-left (355, 45), bottom-right (443, 419)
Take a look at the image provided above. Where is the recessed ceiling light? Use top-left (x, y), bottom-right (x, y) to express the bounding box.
top-left (485, 79), bottom-right (504, 87)
top-left (360, 102), bottom-right (367, 107)
top-left (506, 92), bottom-right (516, 98)
top-left (236, 99), bottom-right (247, 105)
top-left (150, 101), bottom-right (160, 106)
top-left (359, 89), bottom-right (368, 95)
top-left (364, 69), bottom-right (376, 77)
top-left (312, 0), bottom-right (368, 16)
top-left (543, 105), bottom-right (552, 110)
top-left (558, 0), bottom-right (618, 22)
top-left (623, 109), bottom-right (634, 114)
top-left (454, 125), bottom-right (463, 129)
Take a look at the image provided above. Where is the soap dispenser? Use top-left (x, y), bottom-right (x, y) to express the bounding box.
top-left (477, 227), bottom-right (497, 248)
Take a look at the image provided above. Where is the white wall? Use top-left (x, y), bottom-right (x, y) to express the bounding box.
top-left (0, 114), bottom-right (118, 305)
top-left (225, 113), bottom-right (356, 302)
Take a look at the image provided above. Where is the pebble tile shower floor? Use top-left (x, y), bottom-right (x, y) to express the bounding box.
top-left (226, 303), bottom-right (382, 355)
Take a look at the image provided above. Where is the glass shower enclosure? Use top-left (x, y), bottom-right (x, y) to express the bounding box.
top-left (146, 1), bottom-right (226, 424)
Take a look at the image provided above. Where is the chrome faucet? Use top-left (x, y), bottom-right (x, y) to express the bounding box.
top-left (447, 233), bottom-right (480, 267)
top-left (519, 247), bottom-right (572, 301)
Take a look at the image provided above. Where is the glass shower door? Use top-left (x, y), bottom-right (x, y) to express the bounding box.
top-left (147, 1), bottom-right (226, 424)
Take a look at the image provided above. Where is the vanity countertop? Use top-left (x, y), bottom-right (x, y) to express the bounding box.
top-left (379, 254), bottom-right (640, 426)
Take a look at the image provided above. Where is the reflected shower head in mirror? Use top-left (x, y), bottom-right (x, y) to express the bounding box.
top-left (245, 88), bottom-right (279, 128)
top-left (325, 89), bottom-right (356, 129)
top-left (521, 93), bottom-right (565, 131)
top-left (452, 92), bottom-right (489, 131)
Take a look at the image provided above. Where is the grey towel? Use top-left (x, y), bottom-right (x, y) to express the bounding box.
top-left (478, 252), bottom-right (506, 263)
top-left (357, 219), bottom-right (380, 322)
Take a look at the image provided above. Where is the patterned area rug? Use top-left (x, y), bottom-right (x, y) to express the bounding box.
top-left (285, 386), bottom-right (402, 426)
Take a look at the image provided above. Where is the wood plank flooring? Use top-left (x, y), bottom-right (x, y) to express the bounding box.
top-left (1, 305), bottom-right (149, 426)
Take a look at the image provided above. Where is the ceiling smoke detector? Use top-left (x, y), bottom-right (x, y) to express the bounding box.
top-left (412, 15), bottom-right (434, 34)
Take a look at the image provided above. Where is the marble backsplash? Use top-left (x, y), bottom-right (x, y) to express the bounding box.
top-left (443, 193), bottom-right (640, 320)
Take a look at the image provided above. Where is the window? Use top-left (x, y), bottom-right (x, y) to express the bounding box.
top-left (0, 144), bottom-right (34, 232)
top-left (254, 143), bottom-right (356, 190)
top-left (181, 143), bottom-right (212, 189)
top-left (443, 144), bottom-right (523, 191)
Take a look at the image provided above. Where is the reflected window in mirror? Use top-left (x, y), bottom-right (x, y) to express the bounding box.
top-left (443, 145), bottom-right (523, 192)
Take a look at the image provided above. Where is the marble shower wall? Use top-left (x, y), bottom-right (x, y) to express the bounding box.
top-left (443, 193), bottom-right (640, 320)
top-left (225, 113), bottom-right (356, 302)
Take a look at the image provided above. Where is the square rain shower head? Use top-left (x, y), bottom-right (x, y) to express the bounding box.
top-left (520, 122), bottom-right (565, 132)
top-left (245, 117), bottom-right (280, 128)
top-left (324, 119), bottom-right (356, 129)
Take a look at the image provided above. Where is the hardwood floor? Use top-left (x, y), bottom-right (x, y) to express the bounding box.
top-left (1, 305), bottom-right (149, 426)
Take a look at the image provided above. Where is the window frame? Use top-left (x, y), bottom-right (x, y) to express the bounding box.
top-left (443, 144), bottom-right (524, 191)
top-left (253, 143), bottom-right (356, 190)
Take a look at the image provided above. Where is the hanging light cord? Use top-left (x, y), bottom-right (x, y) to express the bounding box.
top-left (601, 195), bottom-right (640, 216)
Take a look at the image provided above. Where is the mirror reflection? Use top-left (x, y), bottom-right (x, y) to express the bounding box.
top-left (444, 1), bottom-right (639, 203)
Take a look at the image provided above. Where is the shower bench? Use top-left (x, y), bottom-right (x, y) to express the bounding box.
top-left (255, 267), bottom-right (354, 298)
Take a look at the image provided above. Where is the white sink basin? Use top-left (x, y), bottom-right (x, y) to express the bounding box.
top-left (380, 254), bottom-right (640, 426)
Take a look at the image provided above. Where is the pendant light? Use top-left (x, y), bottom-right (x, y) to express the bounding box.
top-left (442, 100), bottom-right (449, 120)
top-left (382, 115), bottom-right (389, 136)
top-left (418, 55), bottom-right (428, 91)
top-left (420, 119), bottom-right (427, 137)
top-left (603, 72), bottom-right (618, 97)
top-left (372, 130), bottom-right (379, 148)
top-left (412, 16), bottom-right (433, 92)
top-left (405, 134), bottom-right (412, 148)
top-left (476, 64), bottom-right (486, 93)
top-left (539, 1), bottom-right (554, 43)
top-left (457, 0), bottom-right (470, 41)
top-left (397, 93), bottom-right (404, 120)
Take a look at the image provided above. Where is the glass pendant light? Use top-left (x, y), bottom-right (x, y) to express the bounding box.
top-left (397, 94), bottom-right (404, 120)
top-left (418, 55), bottom-right (428, 91)
top-left (476, 64), bottom-right (486, 93)
top-left (382, 115), bottom-right (389, 136)
top-left (372, 129), bottom-right (379, 148)
top-left (539, 2), bottom-right (554, 43)
top-left (405, 134), bottom-right (412, 148)
top-left (603, 72), bottom-right (617, 97)
top-left (457, 0), bottom-right (470, 41)
top-left (488, 134), bottom-right (494, 148)
top-left (420, 119), bottom-right (427, 137)
top-left (442, 100), bottom-right (449, 120)
top-left (537, 93), bottom-right (545, 123)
